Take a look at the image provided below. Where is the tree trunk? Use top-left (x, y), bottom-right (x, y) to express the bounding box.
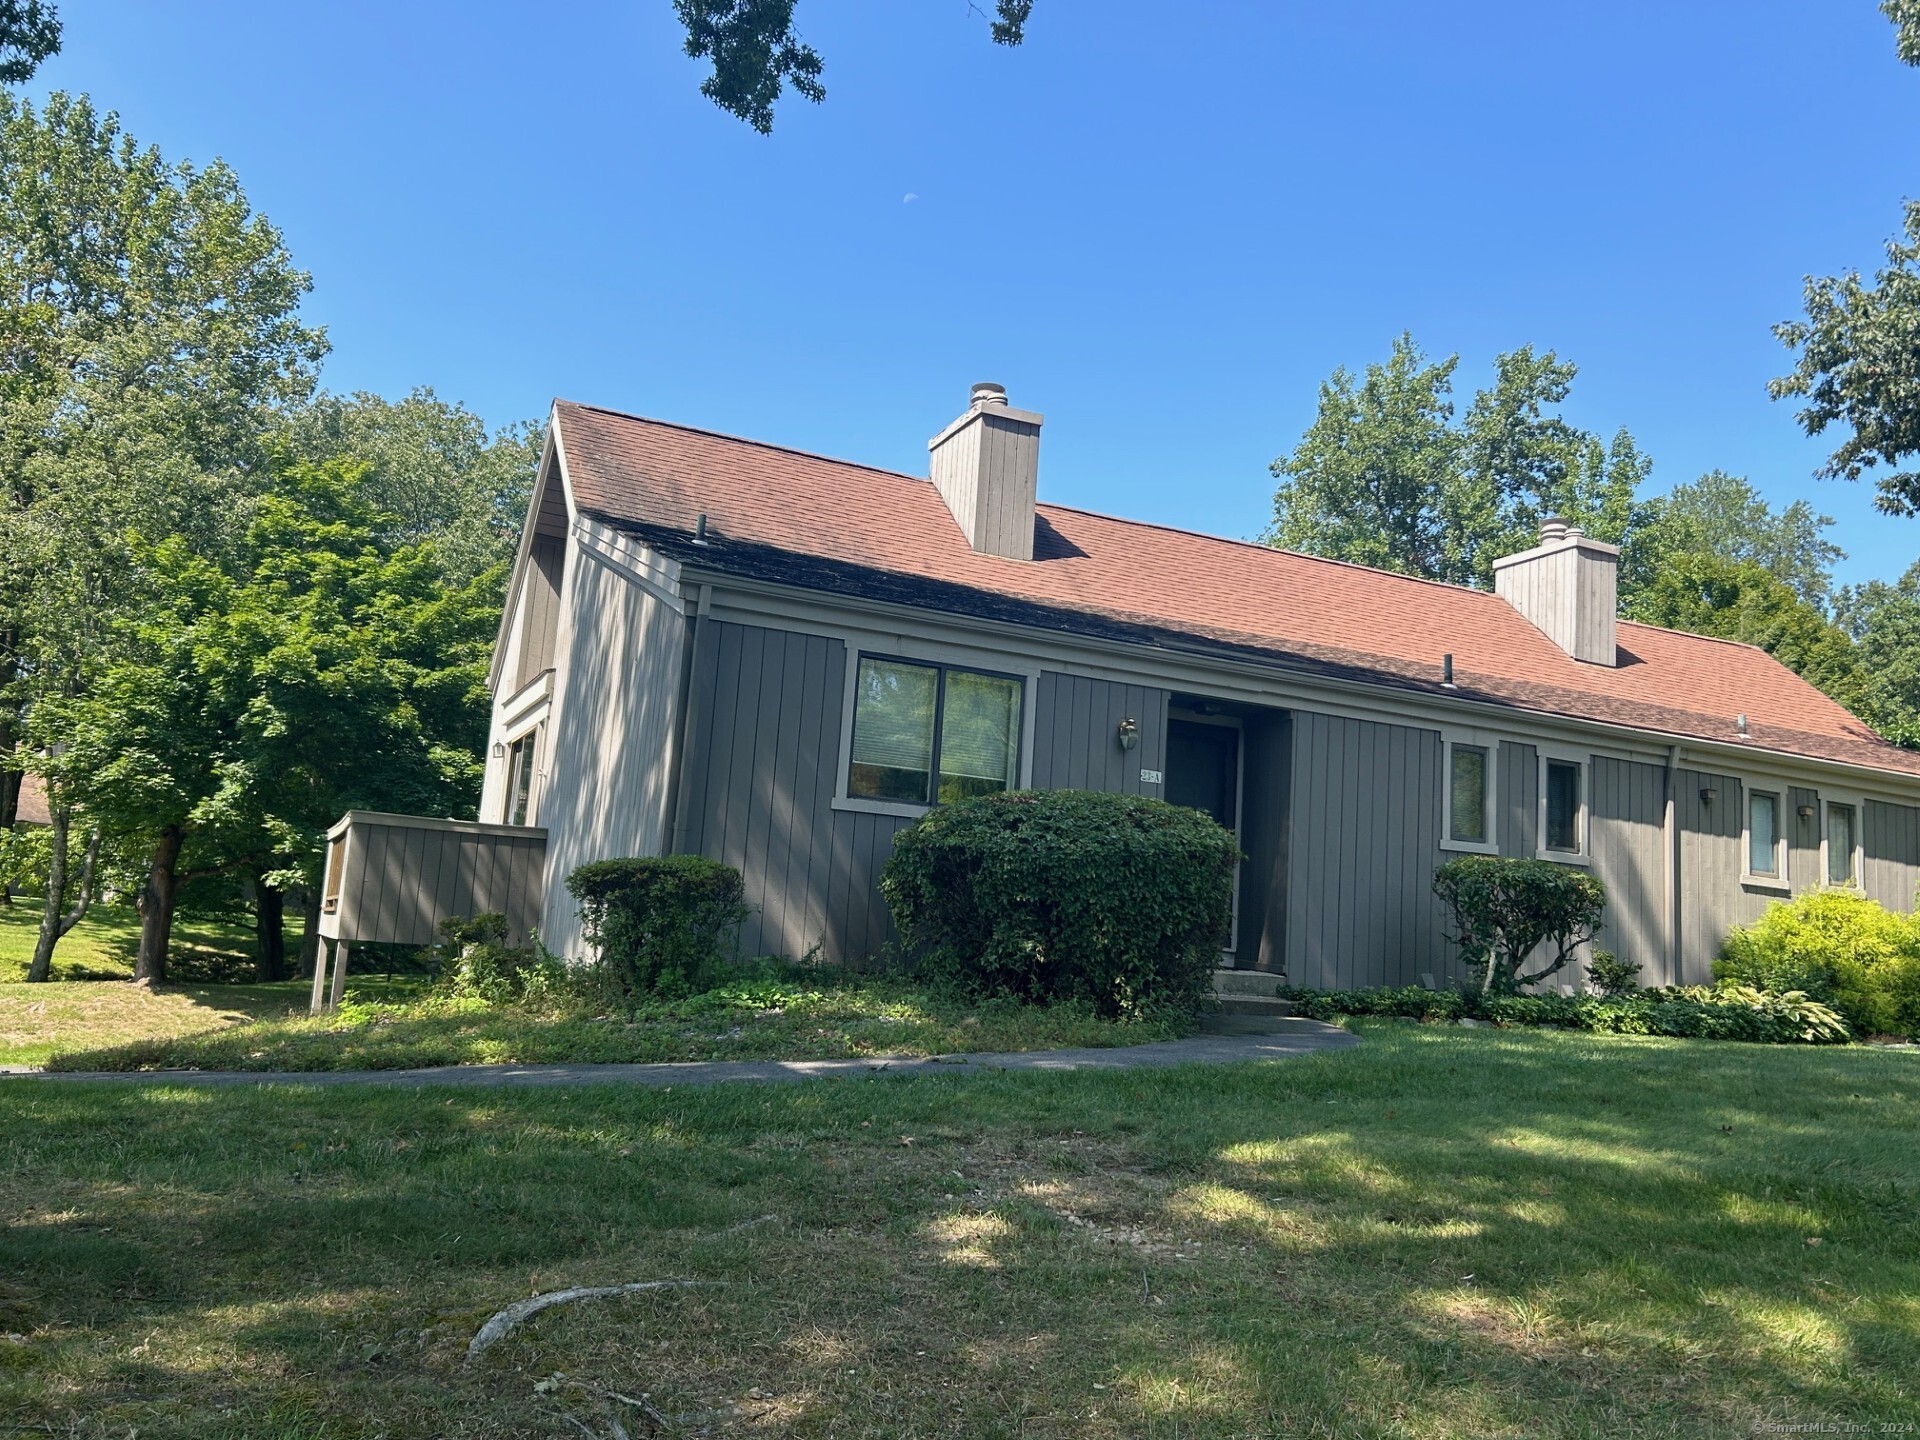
top-left (254, 875), bottom-right (287, 982)
top-left (298, 886), bottom-right (321, 978)
top-left (27, 808), bottom-right (100, 983)
top-left (134, 826), bottom-right (185, 984)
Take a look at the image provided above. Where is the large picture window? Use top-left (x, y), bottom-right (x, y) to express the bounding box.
top-left (847, 656), bottom-right (1022, 807)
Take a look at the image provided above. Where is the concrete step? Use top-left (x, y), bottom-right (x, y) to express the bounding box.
top-left (1212, 968), bottom-right (1287, 999)
top-left (1211, 993), bottom-right (1299, 1018)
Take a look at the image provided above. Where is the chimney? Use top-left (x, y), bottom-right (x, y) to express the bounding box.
top-left (928, 382), bottom-right (1043, 560)
top-left (1492, 517), bottom-right (1620, 666)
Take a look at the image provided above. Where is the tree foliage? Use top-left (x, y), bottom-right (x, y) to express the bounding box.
top-left (1625, 471), bottom-right (1844, 611)
top-left (672, 0), bottom-right (1033, 132)
top-left (1432, 856), bottom-right (1607, 996)
top-left (1887, 0), bottom-right (1920, 66)
top-left (0, 0), bottom-right (58, 84)
top-left (1267, 335), bottom-right (1648, 588)
top-left (1772, 201), bottom-right (1920, 515)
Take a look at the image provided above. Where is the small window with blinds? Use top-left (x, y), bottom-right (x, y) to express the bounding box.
top-left (847, 656), bottom-right (1022, 807)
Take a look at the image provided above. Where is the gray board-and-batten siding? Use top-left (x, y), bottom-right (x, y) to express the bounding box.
top-left (320, 815), bottom-right (548, 949)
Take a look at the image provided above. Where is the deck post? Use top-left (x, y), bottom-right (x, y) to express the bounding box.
top-left (328, 940), bottom-right (350, 1012)
top-left (309, 940), bottom-right (332, 1016)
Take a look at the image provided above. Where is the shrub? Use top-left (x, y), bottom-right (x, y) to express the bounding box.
top-left (1433, 856), bottom-right (1607, 994)
top-left (1283, 982), bottom-right (1850, 1045)
top-left (1586, 949), bottom-right (1643, 997)
top-left (565, 856), bottom-right (748, 999)
top-left (1716, 890), bottom-right (1920, 1039)
top-left (434, 912), bottom-right (553, 1004)
top-left (881, 789), bottom-right (1238, 1017)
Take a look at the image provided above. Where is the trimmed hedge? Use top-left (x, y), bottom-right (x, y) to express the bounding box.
top-left (1281, 982), bottom-right (1851, 1045)
top-left (1716, 890), bottom-right (1920, 1040)
top-left (565, 856), bottom-right (748, 998)
top-left (1432, 855), bottom-right (1607, 993)
top-left (881, 789), bottom-right (1238, 1016)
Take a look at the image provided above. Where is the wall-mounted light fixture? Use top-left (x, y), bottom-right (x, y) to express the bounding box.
top-left (1117, 717), bottom-right (1140, 752)
top-left (1798, 804), bottom-right (1816, 821)
top-left (491, 741), bottom-right (507, 759)
top-left (1700, 787), bottom-right (1717, 805)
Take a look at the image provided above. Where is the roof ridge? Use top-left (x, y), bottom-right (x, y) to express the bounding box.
top-left (556, 398), bottom-right (932, 487)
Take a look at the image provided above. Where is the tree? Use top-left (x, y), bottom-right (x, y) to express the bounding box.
top-left (279, 389), bottom-right (543, 584)
top-left (1267, 335), bottom-right (1647, 588)
top-left (672, 0), bottom-right (1033, 132)
top-left (1772, 201), bottom-right (1920, 516)
top-left (1837, 561), bottom-right (1920, 742)
top-left (1, 92), bottom-right (324, 976)
top-left (1624, 471), bottom-right (1844, 611)
top-left (1887, 0), bottom-right (1920, 65)
top-left (47, 460), bottom-right (498, 982)
top-left (0, 1), bottom-right (58, 83)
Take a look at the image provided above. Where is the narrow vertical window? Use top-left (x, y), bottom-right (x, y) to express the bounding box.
top-left (1449, 744), bottom-right (1489, 845)
top-left (1747, 790), bottom-right (1780, 877)
top-left (1544, 759), bottom-right (1582, 853)
top-left (1827, 802), bottom-right (1858, 886)
top-left (505, 733), bottom-right (536, 826)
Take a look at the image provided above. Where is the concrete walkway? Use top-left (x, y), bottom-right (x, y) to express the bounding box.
top-left (2, 1018), bottom-right (1357, 1089)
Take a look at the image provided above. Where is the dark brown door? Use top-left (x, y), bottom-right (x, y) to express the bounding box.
top-left (1166, 718), bottom-right (1241, 956)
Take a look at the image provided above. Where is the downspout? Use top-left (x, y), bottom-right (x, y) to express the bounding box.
top-left (1665, 743), bottom-right (1682, 985)
top-left (660, 582), bottom-right (706, 856)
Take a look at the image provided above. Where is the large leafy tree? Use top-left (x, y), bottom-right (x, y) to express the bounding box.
top-left (0, 92), bottom-right (325, 974)
top-left (673, 0), bottom-right (1033, 132)
top-left (1624, 471), bottom-right (1844, 612)
top-left (280, 388), bottom-right (543, 585)
top-left (1266, 335), bottom-right (1648, 588)
top-left (43, 461), bottom-right (497, 983)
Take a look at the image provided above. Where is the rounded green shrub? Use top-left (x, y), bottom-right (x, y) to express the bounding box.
top-left (565, 856), bottom-right (748, 999)
top-left (1716, 889), bottom-right (1920, 1038)
top-left (880, 789), bottom-right (1239, 1016)
top-left (1432, 855), bottom-right (1607, 994)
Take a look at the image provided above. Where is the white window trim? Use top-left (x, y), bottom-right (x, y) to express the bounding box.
top-left (1818, 789), bottom-right (1867, 891)
top-left (1536, 747), bottom-right (1591, 865)
top-left (501, 721), bottom-right (544, 827)
top-left (1740, 779), bottom-right (1791, 893)
top-left (830, 645), bottom-right (1039, 818)
top-left (1440, 728), bottom-right (1501, 855)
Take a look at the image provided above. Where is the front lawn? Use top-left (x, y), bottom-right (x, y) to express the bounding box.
top-left (4, 1022), bottom-right (1917, 1437)
top-left (44, 970), bottom-right (1190, 1072)
top-left (0, 900), bottom-right (302, 983)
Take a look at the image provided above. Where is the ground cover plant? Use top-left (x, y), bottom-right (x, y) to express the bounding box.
top-left (4, 1023), bottom-right (1918, 1437)
top-left (1283, 982), bottom-right (1855, 1045)
top-left (43, 965), bottom-right (1187, 1073)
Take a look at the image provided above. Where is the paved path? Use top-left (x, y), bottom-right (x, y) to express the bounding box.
top-left (1, 1018), bottom-right (1357, 1089)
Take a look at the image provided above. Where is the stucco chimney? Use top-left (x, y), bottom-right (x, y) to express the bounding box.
top-left (1492, 517), bottom-right (1620, 666)
top-left (928, 382), bottom-right (1043, 560)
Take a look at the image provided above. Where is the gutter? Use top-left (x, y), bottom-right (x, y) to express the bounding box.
top-left (1666, 743), bottom-right (1683, 983)
top-left (661, 582), bottom-right (706, 855)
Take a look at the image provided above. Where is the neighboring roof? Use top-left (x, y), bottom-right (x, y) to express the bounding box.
top-left (14, 773), bottom-right (50, 826)
top-left (553, 400), bottom-right (1920, 781)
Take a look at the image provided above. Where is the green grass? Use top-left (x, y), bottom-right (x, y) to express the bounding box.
top-left (0, 899), bottom-right (303, 983)
top-left (3, 1021), bottom-right (1917, 1437)
top-left (45, 971), bottom-right (1189, 1072)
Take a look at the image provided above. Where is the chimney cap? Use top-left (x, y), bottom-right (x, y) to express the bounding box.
top-left (1539, 516), bottom-right (1570, 543)
top-left (970, 382), bottom-right (1008, 408)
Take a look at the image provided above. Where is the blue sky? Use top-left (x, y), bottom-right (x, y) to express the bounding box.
top-left (27, 1), bottom-right (1920, 587)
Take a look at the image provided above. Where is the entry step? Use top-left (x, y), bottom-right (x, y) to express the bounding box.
top-left (1210, 970), bottom-right (1297, 1017)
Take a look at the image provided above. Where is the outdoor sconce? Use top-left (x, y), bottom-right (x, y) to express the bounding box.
top-left (1699, 787), bottom-right (1717, 805)
top-left (1117, 717), bottom-right (1140, 752)
top-left (491, 741), bottom-right (506, 759)
top-left (1798, 804), bottom-right (1817, 821)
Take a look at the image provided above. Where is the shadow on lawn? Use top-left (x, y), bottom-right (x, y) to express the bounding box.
top-left (4, 1027), bottom-right (1918, 1437)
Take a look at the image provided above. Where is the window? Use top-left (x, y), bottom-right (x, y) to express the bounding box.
top-left (1825, 799), bottom-right (1860, 887)
top-left (1745, 788), bottom-right (1784, 882)
top-left (1441, 733), bottom-right (1499, 853)
top-left (504, 732), bottom-right (536, 826)
top-left (847, 656), bottom-right (1022, 808)
top-left (1449, 744), bottom-right (1491, 845)
top-left (1537, 752), bottom-right (1588, 859)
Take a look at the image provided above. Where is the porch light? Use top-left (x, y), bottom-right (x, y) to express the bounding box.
top-left (491, 741), bottom-right (506, 759)
top-left (1117, 717), bottom-right (1140, 752)
top-left (1700, 787), bottom-right (1717, 805)
top-left (1798, 804), bottom-right (1816, 821)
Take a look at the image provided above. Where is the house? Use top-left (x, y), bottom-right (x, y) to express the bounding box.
top-left (315, 384), bottom-right (1920, 1002)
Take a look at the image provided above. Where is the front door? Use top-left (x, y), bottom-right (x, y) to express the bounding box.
top-left (1166, 717), bottom-right (1241, 956)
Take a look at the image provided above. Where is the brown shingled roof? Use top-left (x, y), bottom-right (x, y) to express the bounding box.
top-left (553, 400), bottom-right (1920, 781)
top-left (14, 773), bottom-right (50, 826)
